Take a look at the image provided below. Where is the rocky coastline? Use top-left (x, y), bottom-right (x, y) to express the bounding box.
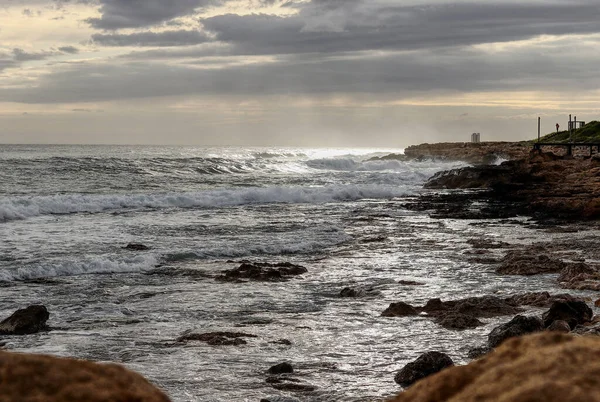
top-left (3, 142), bottom-right (600, 401)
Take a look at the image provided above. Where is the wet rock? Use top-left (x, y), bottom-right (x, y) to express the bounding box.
top-left (496, 251), bottom-right (566, 275)
top-left (217, 262), bottom-right (307, 282)
top-left (176, 332), bottom-right (257, 346)
top-left (260, 397), bottom-right (301, 402)
top-left (0, 350), bottom-right (170, 401)
top-left (595, 298), bottom-right (600, 307)
top-left (394, 351), bottom-right (454, 388)
top-left (398, 280), bottom-right (425, 286)
top-left (268, 362), bottom-right (294, 375)
top-left (270, 339), bottom-right (292, 346)
top-left (504, 292), bottom-right (581, 308)
top-left (381, 302), bottom-right (418, 317)
top-left (390, 332), bottom-right (600, 402)
top-left (542, 300), bottom-right (593, 330)
top-left (467, 238), bottom-right (510, 249)
top-left (0, 305), bottom-right (50, 335)
top-left (558, 262), bottom-right (600, 290)
top-left (339, 286), bottom-right (379, 297)
top-left (547, 320), bottom-right (571, 333)
top-left (270, 383), bottom-right (316, 392)
top-left (467, 346), bottom-right (491, 359)
top-left (488, 315), bottom-right (544, 348)
top-left (422, 296), bottom-right (521, 318)
top-left (435, 313), bottom-right (484, 330)
top-left (124, 243), bottom-right (150, 251)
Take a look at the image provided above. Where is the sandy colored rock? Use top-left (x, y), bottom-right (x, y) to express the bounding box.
top-left (0, 350), bottom-right (170, 402)
top-left (389, 332), bottom-right (600, 402)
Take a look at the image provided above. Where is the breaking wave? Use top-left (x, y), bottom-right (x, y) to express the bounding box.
top-left (0, 184), bottom-right (410, 223)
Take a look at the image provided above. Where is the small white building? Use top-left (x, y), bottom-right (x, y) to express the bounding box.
top-left (471, 132), bottom-right (481, 143)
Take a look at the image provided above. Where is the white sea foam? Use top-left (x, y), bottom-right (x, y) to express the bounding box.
top-left (0, 184), bottom-right (411, 223)
top-left (0, 254), bottom-right (158, 282)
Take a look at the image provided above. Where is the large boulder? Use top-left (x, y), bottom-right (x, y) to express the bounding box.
top-left (381, 302), bottom-right (418, 317)
top-left (0, 305), bottom-right (50, 335)
top-left (542, 300), bottom-right (593, 330)
top-left (488, 315), bottom-right (544, 348)
top-left (0, 351), bottom-right (170, 401)
top-left (390, 332), bottom-right (600, 402)
top-left (394, 351), bottom-right (454, 388)
top-left (435, 313), bottom-right (484, 330)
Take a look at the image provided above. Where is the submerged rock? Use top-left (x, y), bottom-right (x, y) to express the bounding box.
top-left (542, 300), bottom-right (593, 330)
top-left (0, 350), bottom-right (170, 401)
top-left (268, 362), bottom-right (294, 375)
top-left (339, 286), bottom-right (379, 297)
top-left (176, 331), bottom-right (257, 346)
top-left (0, 305), bottom-right (49, 335)
top-left (435, 313), bottom-right (484, 330)
top-left (394, 351), bottom-right (454, 387)
top-left (390, 332), bottom-right (600, 402)
top-left (488, 315), bottom-right (544, 348)
top-left (217, 262), bottom-right (307, 282)
top-left (124, 243), bottom-right (150, 251)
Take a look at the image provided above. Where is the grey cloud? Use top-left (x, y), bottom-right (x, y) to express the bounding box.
top-left (58, 46), bottom-right (79, 54)
top-left (86, 0), bottom-right (219, 30)
top-left (3, 38), bottom-right (599, 104)
top-left (91, 30), bottom-right (210, 47)
top-left (12, 48), bottom-right (53, 61)
top-left (200, 1), bottom-right (600, 55)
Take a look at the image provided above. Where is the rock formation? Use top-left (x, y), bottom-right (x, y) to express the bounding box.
top-left (0, 350), bottom-right (170, 402)
top-left (0, 305), bottom-right (50, 335)
top-left (390, 332), bottom-right (600, 402)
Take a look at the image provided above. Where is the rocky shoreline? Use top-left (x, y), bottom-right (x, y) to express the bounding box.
top-left (3, 143), bottom-right (600, 401)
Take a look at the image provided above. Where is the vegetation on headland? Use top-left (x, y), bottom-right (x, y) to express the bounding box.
top-left (533, 120), bottom-right (600, 144)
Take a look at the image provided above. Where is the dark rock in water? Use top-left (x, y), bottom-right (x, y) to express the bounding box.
top-left (260, 397), bottom-right (301, 402)
top-left (488, 315), bottom-right (544, 348)
top-left (423, 296), bottom-right (520, 319)
top-left (339, 286), bottom-right (379, 297)
top-left (542, 300), bottom-right (593, 330)
top-left (467, 238), bottom-right (510, 249)
top-left (435, 313), bottom-right (484, 330)
top-left (504, 292), bottom-right (582, 308)
top-left (547, 320), bottom-right (571, 333)
top-left (381, 302), bottom-right (418, 317)
top-left (496, 251), bottom-right (566, 275)
top-left (398, 280), bottom-right (425, 286)
top-left (270, 383), bottom-right (316, 392)
top-left (0, 305), bottom-right (50, 335)
top-left (124, 243), bottom-right (150, 251)
top-left (176, 331), bottom-right (257, 346)
top-left (268, 362), bottom-right (294, 375)
top-left (558, 262), bottom-right (600, 290)
top-left (394, 351), bottom-right (454, 387)
top-left (271, 339), bottom-right (292, 346)
top-left (467, 346), bottom-right (491, 359)
top-left (217, 262), bottom-right (307, 282)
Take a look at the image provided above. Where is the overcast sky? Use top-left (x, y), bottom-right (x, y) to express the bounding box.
top-left (0, 0), bottom-right (599, 146)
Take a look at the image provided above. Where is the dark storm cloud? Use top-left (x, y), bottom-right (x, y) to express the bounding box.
top-left (91, 30), bottom-right (210, 47)
top-left (86, 0), bottom-right (219, 30)
top-left (200, 1), bottom-right (600, 55)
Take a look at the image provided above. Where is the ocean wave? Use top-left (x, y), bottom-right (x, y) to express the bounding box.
top-left (0, 254), bottom-right (158, 282)
top-left (0, 184), bottom-right (410, 223)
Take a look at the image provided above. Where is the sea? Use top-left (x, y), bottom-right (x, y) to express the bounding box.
top-left (0, 144), bottom-right (594, 401)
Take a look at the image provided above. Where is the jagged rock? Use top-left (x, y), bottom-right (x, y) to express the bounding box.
top-left (504, 292), bottom-right (581, 308)
top-left (176, 332), bottom-right (257, 346)
top-left (547, 320), bottom-right (571, 333)
top-left (217, 262), bottom-right (307, 282)
top-left (268, 362), bottom-right (293, 375)
top-left (394, 351), bottom-right (454, 387)
top-left (435, 313), bottom-right (484, 330)
top-left (0, 305), bottom-right (49, 335)
top-left (390, 332), bottom-right (600, 402)
top-left (422, 296), bottom-right (520, 318)
top-left (496, 251), bottom-right (566, 275)
top-left (488, 315), bottom-right (544, 348)
top-left (558, 263), bottom-right (600, 290)
top-left (124, 243), bottom-right (150, 251)
top-left (542, 300), bottom-right (593, 330)
top-left (0, 350), bottom-right (170, 401)
top-left (381, 302), bottom-right (418, 317)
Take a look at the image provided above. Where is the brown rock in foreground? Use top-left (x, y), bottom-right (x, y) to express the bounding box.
top-left (389, 332), bottom-right (600, 402)
top-left (0, 351), bottom-right (170, 402)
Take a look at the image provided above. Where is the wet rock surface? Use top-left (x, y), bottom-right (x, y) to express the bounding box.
top-left (176, 332), bottom-right (258, 346)
top-left (394, 351), bottom-right (454, 387)
top-left (542, 300), bottom-right (593, 330)
top-left (0, 305), bottom-right (50, 335)
top-left (268, 362), bottom-right (294, 375)
top-left (217, 262), bottom-right (308, 282)
top-left (496, 251), bottom-right (566, 275)
top-left (435, 313), bottom-right (484, 330)
top-left (0, 350), bottom-right (170, 402)
top-left (390, 332), bottom-right (600, 402)
top-left (124, 243), bottom-right (150, 251)
top-left (488, 315), bottom-right (544, 348)
top-left (381, 302), bottom-right (418, 317)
